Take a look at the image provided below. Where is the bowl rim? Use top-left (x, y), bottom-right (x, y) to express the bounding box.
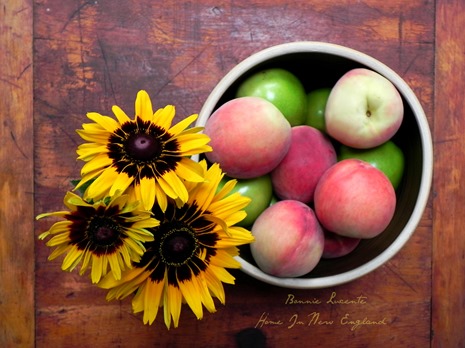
top-left (197, 41), bottom-right (433, 289)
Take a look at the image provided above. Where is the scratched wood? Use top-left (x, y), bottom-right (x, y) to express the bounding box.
top-left (30, 0), bottom-right (438, 347)
top-left (432, 1), bottom-right (465, 347)
top-left (0, 0), bottom-right (34, 347)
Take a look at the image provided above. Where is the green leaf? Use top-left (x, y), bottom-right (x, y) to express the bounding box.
top-left (70, 178), bottom-right (95, 196)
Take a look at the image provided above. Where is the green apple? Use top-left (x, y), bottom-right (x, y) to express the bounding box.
top-left (218, 174), bottom-right (273, 227)
top-left (338, 140), bottom-right (405, 189)
top-left (305, 88), bottom-right (331, 132)
top-left (269, 194), bottom-right (279, 206)
top-left (235, 68), bottom-right (307, 126)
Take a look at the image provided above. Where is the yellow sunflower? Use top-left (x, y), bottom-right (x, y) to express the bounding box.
top-left (98, 160), bottom-right (254, 329)
top-left (37, 191), bottom-right (159, 283)
top-left (75, 90), bottom-right (212, 212)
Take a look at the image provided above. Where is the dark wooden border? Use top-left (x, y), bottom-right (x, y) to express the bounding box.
top-left (0, 0), bottom-right (34, 346)
top-left (2, 0), bottom-right (465, 346)
top-left (432, 1), bottom-right (465, 347)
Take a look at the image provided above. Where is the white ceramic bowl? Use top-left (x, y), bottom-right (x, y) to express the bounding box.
top-left (196, 41), bottom-right (433, 289)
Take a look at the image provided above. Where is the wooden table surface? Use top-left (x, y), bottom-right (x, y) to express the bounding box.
top-left (1, 0), bottom-right (464, 347)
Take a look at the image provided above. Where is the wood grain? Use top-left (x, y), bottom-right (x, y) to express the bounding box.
top-left (0, 0), bottom-right (34, 346)
top-left (6, 0), bottom-right (465, 346)
top-left (32, 1), bottom-right (435, 347)
top-left (432, 0), bottom-right (465, 347)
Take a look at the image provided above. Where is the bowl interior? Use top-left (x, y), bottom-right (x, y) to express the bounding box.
top-left (198, 43), bottom-right (431, 288)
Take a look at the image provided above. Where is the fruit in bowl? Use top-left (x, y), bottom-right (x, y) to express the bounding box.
top-left (338, 140), bottom-right (405, 190)
top-left (322, 231), bottom-right (361, 259)
top-left (250, 200), bottom-right (324, 278)
top-left (196, 41), bottom-right (433, 289)
top-left (218, 174), bottom-right (273, 228)
top-left (270, 125), bottom-right (337, 204)
top-left (203, 96), bottom-right (291, 179)
top-left (235, 67), bottom-right (308, 126)
top-left (314, 159), bottom-right (397, 239)
top-left (305, 87), bottom-right (331, 132)
top-left (325, 68), bottom-right (404, 149)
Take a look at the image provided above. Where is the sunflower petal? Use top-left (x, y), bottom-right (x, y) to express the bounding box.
top-left (85, 167), bottom-right (119, 199)
top-left (208, 193), bottom-right (251, 219)
top-left (81, 122), bottom-right (106, 132)
top-left (119, 242), bottom-right (132, 268)
top-left (74, 169), bottom-right (105, 192)
top-left (197, 272), bottom-right (216, 314)
top-left (108, 253), bottom-right (122, 280)
top-left (99, 266), bottom-right (148, 290)
top-left (87, 112), bottom-right (120, 133)
top-left (46, 233), bottom-right (71, 246)
top-left (189, 162), bottom-right (222, 210)
top-left (142, 279), bottom-right (164, 325)
top-left (209, 249), bottom-right (238, 268)
top-left (112, 105), bottom-right (131, 124)
top-left (174, 133), bottom-right (212, 155)
top-left (158, 171), bottom-right (188, 203)
top-left (76, 143), bottom-right (109, 160)
top-left (131, 288), bottom-right (145, 313)
top-left (215, 228), bottom-right (254, 248)
top-left (203, 266), bottom-right (226, 304)
top-left (110, 172), bottom-right (135, 196)
top-left (213, 179), bottom-right (236, 201)
top-left (164, 283), bottom-right (183, 329)
top-left (177, 270), bottom-right (204, 320)
top-left (175, 159), bottom-right (206, 184)
top-left (62, 192), bottom-right (90, 208)
top-left (80, 154), bottom-right (113, 176)
top-left (180, 126), bottom-right (206, 135)
top-left (154, 182), bottom-right (168, 212)
top-left (109, 192), bottom-right (129, 210)
top-left (38, 232), bottom-right (51, 240)
top-left (168, 113), bottom-right (197, 135)
top-left (47, 244), bottom-right (71, 261)
top-left (135, 90), bottom-right (154, 121)
top-left (61, 245), bottom-right (83, 272)
top-left (91, 255), bottom-right (104, 283)
top-left (208, 264), bottom-right (236, 284)
top-left (154, 105), bottom-right (175, 130)
top-left (138, 177), bottom-right (156, 211)
top-left (80, 247), bottom-right (92, 274)
top-left (76, 129), bottom-right (109, 143)
top-left (132, 218), bottom-right (159, 229)
top-left (36, 211), bottom-right (68, 220)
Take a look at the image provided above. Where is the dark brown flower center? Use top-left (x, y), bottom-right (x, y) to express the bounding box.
top-left (159, 225), bottom-right (198, 267)
top-left (126, 133), bottom-right (162, 161)
top-left (88, 217), bottom-right (121, 246)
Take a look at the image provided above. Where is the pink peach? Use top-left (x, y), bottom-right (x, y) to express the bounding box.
top-left (271, 125), bottom-right (337, 203)
top-left (250, 200), bottom-right (324, 278)
top-left (204, 96), bottom-right (291, 179)
top-left (322, 230), bottom-right (361, 259)
top-left (314, 159), bottom-right (396, 239)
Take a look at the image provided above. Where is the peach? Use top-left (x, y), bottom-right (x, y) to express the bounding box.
top-left (250, 200), bottom-right (324, 278)
top-left (204, 96), bottom-right (291, 179)
top-left (271, 125), bottom-right (337, 203)
top-left (325, 68), bottom-right (404, 149)
top-left (314, 159), bottom-right (396, 239)
top-left (321, 230), bottom-right (361, 259)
